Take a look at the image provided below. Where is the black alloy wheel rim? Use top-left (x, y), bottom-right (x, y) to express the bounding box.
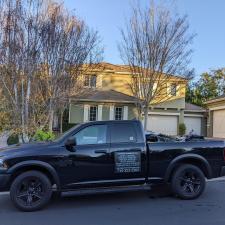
top-left (16, 177), bottom-right (45, 207)
top-left (178, 170), bottom-right (201, 196)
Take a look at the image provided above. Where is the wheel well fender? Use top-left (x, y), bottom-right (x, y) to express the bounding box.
top-left (164, 154), bottom-right (212, 182)
top-left (8, 160), bottom-right (61, 190)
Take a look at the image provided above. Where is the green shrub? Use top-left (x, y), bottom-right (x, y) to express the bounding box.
top-left (7, 134), bottom-right (19, 145)
top-left (33, 129), bottom-right (55, 142)
top-left (179, 123), bottom-right (186, 136)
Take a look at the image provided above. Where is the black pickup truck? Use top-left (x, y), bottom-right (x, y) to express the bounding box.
top-left (0, 120), bottom-right (225, 211)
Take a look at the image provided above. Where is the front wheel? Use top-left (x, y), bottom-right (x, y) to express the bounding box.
top-left (10, 171), bottom-right (52, 211)
top-left (171, 164), bottom-right (206, 200)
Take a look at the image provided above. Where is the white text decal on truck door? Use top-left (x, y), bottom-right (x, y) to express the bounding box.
top-left (114, 152), bottom-right (141, 173)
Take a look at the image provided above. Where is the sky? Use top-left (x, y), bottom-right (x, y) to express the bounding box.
top-left (63, 0), bottom-right (225, 78)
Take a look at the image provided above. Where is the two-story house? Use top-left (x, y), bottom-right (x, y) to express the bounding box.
top-left (68, 62), bottom-right (206, 136)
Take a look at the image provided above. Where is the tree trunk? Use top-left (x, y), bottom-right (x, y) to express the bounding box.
top-left (21, 79), bottom-right (26, 143)
top-left (22, 133), bottom-right (29, 143)
top-left (143, 106), bottom-right (149, 131)
top-left (60, 109), bottom-right (64, 134)
top-left (25, 78), bottom-right (31, 126)
top-left (48, 97), bottom-right (54, 132)
top-left (48, 109), bottom-right (54, 132)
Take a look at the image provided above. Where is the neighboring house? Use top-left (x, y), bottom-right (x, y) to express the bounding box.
top-left (69, 62), bottom-right (206, 136)
top-left (205, 94), bottom-right (225, 138)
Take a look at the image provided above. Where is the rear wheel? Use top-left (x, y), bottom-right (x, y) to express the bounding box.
top-left (10, 171), bottom-right (52, 211)
top-left (171, 164), bottom-right (206, 200)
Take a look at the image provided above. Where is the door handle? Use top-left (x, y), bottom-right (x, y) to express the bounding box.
top-left (95, 150), bottom-right (107, 154)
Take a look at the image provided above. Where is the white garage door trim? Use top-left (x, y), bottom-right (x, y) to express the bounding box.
top-left (213, 109), bottom-right (225, 138)
top-left (148, 112), bottom-right (180, 116)
top-left (184, 114), bottom-right (204, 118)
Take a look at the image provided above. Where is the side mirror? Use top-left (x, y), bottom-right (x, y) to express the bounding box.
top-left (65, 137), bottom-right (76, 151)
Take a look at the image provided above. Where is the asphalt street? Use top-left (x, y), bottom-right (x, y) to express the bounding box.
top-left (0, 179), bottom-right (225, 225)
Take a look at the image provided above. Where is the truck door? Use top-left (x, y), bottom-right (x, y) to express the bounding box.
top-left (109, 122), bottom-right (147, 184)
top-left (61, 123), bottom-right (112, 188)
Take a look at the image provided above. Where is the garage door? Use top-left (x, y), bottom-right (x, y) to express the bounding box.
top-left (146, 115), bottom-right (178, 135)
top-left (213, 110), bottom-right (225, 138)
top-left (184, 117), bottom-right (202, 135)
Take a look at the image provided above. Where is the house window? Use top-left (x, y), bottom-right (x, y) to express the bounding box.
top-left (114, 107), bottom-right (123, 120)
top-left (84, 75), bottom-right (97, 88)
top-left (89, 106), bottom-right (98, 121)
top-left (170, 84), bottom-right (177, 96)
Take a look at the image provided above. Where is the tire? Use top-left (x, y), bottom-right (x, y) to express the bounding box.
top-left (171, 164), bottom-right (206, 200)
top-left (10, 171), bottom-right (52, 211)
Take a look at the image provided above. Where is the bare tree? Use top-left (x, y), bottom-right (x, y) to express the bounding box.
top-left (119, 2), bottom-right (194, 130)
top-left (0, 0), bottom-right (44, 142)
top-left (0, 0), bottom-right (102, 141)
top-left (40, 1), bottom-right (102, 131)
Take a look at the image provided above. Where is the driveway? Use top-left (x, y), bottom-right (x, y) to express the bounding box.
top-left (0, 179), bottom-right (225, 225)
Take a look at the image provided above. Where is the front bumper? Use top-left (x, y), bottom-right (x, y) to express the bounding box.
top-left (0, 174), bottom-right (11, 191)
top-left (220, 166), bottom-right (225, 177)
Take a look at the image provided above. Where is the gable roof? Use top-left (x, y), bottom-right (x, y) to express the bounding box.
top-left (97, 62), bottom-right (131, 73)
top-left (185, 102), bottom-right (206, 111)
top-left (71, 89), bottom-right (138, 103)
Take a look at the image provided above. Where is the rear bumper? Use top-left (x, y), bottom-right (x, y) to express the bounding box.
top-left (220, 166), bottom-right (225, 177)
top-left (0, 174), bottom-right (11, 191)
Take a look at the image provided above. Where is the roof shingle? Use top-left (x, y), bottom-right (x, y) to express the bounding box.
top-left (185, 102), bottom-right (205, 111)
top-left (71, 89), bottom-right (138, 103)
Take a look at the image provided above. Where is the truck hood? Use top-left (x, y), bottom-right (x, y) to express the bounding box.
top-left (0, 142), bottom-right (54, 157)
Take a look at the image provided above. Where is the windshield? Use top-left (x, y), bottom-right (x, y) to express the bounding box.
top-left (53, 124), bottom-right (81, 143)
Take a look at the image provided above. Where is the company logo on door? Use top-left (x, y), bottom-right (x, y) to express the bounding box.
top-left (114, 152), bottom-right (141, 173)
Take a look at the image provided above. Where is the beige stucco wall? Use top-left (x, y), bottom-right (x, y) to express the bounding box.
top-left (81, 68), bottom-right (187, 110)
top-left (152, 97), bottom-right (185, 110)
top-left (69, 102), bottom-right (138, 124)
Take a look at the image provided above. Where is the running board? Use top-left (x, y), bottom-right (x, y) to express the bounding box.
top-left (62, 184), bottom-right (151, 197)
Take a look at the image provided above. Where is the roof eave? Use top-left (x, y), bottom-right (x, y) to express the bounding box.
top-left (71, 99), bottom-right (136, 104)
top-left (205, 97), bottom-right (225, 104)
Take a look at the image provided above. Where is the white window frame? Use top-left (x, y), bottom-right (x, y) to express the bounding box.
top-left (114, 106), bottom-right (123, 120)
top-left (84, 75), bottom-right (97, 88)
top-left (167, 83), bottom-right (177, 97)
top-left (123, 106), bottom-right (128, 120)
top-left (83, 105), bottom-right (89, 122)
top-left (89, 106), bottom-right (98, 121)
top-left (170, 83), bottom-right (177, 96)
top-left (109, 105), bottom-right (114, 120)
top-left (97, 105), bottom-right (103, 121)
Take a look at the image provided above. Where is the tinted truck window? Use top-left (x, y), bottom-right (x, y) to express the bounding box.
top-left (111, 123), bottom-right (136, 143)
top-left (74, 125), bottom-right (107, 145)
